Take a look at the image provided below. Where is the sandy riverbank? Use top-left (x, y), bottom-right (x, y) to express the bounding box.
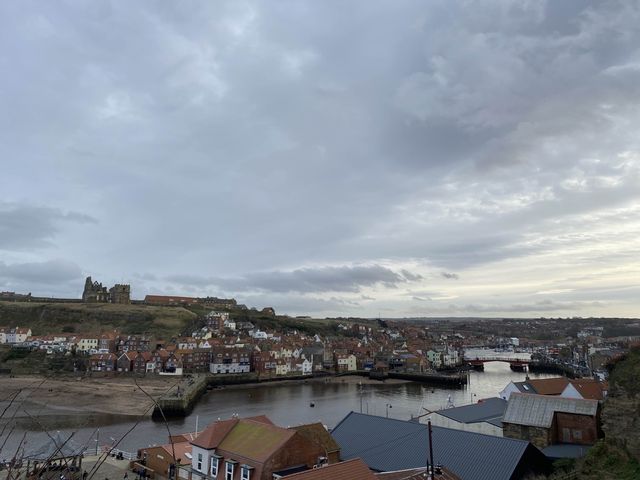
top-left (0, 375), bottom-right (181, 418)
top-left (0, 373), bottom-right (411, 421)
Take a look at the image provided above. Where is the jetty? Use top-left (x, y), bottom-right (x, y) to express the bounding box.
top-left (153, 373), bottom-right (209, 419)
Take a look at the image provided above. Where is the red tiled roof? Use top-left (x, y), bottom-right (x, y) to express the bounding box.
top-left (568, 379), bottom-right (607, 400)
top-left (282, 459), bottom-right (376, 480)
top-left (376, 467), bottom-right (461, 480)
top-left (527, 377), bottom-right (570, 395)
top-left (217, 418), bottom-right (295, 463)
top-left (160, 441), bottom-right (192, 465)
top-left (289, 423), bottom-right (340, 454)
top-left (191, 415), bottom-right (273, 450)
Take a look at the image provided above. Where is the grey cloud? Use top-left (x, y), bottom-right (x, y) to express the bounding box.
top-left (0, 202), bottom-right (96, 250)
top-left (166, 264), bottom-right (419, 294)
top-left (0, 1), bottom-right (639, 317)
top-left (401, 269), bottom-right (423, 282)
top-left (441, 272), bottom-right (459, 280)
top-left (0, 260), bottom-right (84, 297)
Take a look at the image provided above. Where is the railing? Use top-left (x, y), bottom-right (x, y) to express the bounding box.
top-left (465, 357), bottom-right (531, 363)
top-left (100, 446), bottom-right (138, 461)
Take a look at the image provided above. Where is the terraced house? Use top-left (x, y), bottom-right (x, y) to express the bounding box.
top-left (181, 415), bottom-right (328, 480)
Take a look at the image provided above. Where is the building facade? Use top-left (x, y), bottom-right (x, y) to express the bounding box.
top-left (82, 276), bottom-right (131, 304)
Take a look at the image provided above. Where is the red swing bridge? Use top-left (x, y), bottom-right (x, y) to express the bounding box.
top-left (465, 355), bottom-right (532, 371)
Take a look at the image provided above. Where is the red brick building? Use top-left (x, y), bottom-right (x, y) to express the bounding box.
top-left (181, 415), bottom-right (329, 480)
top-left (502, 393), bottom-right (601, 449)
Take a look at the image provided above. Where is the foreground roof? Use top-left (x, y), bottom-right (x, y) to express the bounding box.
top-left (191, 415), bottom-right (273, 449)
top-left (435, 397), bottom-right (507, 427)
top-left (375, 466), bottom-right (461, 480)
top-left (282, 458), bottom-right (376, 479)
top-left (541, 444), bottom-right (592, 459)
top-left (503, 393), bottom-right (598, 428)
top-left (525, 377), bottom-right (570, 395)
top-left (290, 423), bottom-right (341, 454)
top-left (218, 418), bottom-right (295, 463)
top-left (331, 412), bottom-right (548, 480)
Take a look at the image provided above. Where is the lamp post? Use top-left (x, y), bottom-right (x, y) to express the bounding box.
top-left (428, 418), bottom-right (435, 479)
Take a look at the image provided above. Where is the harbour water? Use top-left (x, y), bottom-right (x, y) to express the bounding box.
top-left (1, 362), bottom-right (554, 455)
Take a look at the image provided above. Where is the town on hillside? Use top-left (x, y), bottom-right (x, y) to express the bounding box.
top-left (1, 278), bottom-right (639, 479)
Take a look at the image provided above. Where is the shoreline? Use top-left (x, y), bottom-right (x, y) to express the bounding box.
top-left (0, 373), bottom-right (412, 418)
top-left (214, 374), bottom-right (412, 390)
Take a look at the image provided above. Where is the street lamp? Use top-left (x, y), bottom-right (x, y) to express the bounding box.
top-left (386, 403), bottom-right (392, 418)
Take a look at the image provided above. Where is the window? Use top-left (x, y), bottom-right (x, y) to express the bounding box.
top-left (240, 466), bottom-right (252, 480)
top-left (197, 453), bottom-right (203, 472)
top-left (210, 457), bottom-right (219, 476)
top-left (225, 462), bottom-right (235, 480)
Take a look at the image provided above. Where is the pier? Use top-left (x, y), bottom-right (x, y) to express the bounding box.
top-left (153, 373), bottom-right (209, 419)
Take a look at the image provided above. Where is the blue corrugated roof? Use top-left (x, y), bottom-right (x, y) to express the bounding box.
top-left (542, 444), bottom-right (591, 459)
top-left (436, 397), bottom-right (507, 425)
top-left (331, 412), bottom-right (547, 480)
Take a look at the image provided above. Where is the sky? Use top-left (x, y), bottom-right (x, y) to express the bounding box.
top-left (1, 0), bottom-right (639, 318)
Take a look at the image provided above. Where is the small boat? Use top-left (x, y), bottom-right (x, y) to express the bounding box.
top-left (309, 402), bottom-right (315, 407)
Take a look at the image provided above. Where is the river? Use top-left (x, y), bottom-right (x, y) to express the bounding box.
top-left (1, 362), bottom-right (554, 456)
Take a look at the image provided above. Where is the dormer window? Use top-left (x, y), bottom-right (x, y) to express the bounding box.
top-left (225, 460), bottom-right (237, 480)
top-left (210, 455), bottom-right (221, 477)
top-left (196, 452), bottom-right (203, 472)
top-left (241, 465), bottom-right (253, 480)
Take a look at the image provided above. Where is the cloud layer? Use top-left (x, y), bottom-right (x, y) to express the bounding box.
top-left (1, 1), bottom-right (639, 317)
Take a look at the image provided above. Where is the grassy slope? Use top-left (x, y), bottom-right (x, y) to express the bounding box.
top-left (574, 439), bottom-right (640, 480)
top-left (569, 346), bottom-right (640, 479)
top-left (0, 301), bottom-right (197, 338)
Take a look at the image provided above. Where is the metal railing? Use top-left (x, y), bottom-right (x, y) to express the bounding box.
top-left (99, 446), bottom-right (137, 461)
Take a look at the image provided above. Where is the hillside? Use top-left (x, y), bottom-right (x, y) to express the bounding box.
top-left (0, 301), bottom-right (197, 338)
top-left (567, 346), bottom-right (640, 479)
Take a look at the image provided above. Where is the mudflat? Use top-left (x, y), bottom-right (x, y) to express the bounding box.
top-left (0, 375), bottom-right (181, 418)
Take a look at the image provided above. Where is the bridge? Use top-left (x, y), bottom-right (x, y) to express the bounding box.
top-left (464, 354), bottom-right (532, 371)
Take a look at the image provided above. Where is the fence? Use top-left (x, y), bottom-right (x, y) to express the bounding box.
top-left (100, 446), bottom-right (138, 461)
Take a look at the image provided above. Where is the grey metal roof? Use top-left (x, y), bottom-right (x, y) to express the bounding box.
top-left (541, 444), bottom-right (592, 459)
top-left (436, 397), bottom-right (507, 426)
top-left (513, 382), bottom-right (537, 394)
top-left (23, 432), bottom-right (86, 460)
top-left (331, 412), bottom-right (547, 480)
top-left (503, 393), bottom-right (599, 428)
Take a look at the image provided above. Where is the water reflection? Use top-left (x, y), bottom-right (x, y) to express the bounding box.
top-left (1, 362), bottom-right (555, 452)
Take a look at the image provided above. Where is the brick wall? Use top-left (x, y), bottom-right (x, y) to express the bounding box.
top-left (554, 413), bottom-right (598, 445)
top-left (503, 423), bottom-right (552, 449)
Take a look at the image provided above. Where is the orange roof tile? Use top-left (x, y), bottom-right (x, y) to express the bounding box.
top-left (568, 379), bottom-right (606, 400)
top-left (191, 415), bottom-right (273, 450)
top-left (282, 459), bottom-right (376, 480)
top-left (527, 377), bottom-right (570, 395)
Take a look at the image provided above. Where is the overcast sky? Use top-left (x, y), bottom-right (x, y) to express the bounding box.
top-left (1, 0), bottom-right (639, 318)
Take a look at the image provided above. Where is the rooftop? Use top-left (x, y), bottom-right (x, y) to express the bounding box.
top-left (503, 393), bottom-right (599, 428)
top-left (281, 458), bottom-right (376, 480)
top-left (331, 412), bottom-right (548, 480)
top-left (434, 397), bottom-right (507, 427)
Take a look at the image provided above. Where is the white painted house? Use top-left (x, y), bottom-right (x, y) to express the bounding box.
top-left (421, 397), bottom-right (507, 437)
